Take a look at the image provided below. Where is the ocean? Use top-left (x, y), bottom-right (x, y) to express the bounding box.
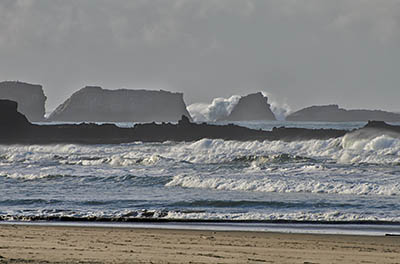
top-left (1, 121), bottom-right (400, 230)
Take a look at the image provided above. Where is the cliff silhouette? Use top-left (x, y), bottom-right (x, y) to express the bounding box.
top-left (0, 100), bottom-right (349, 144)
top-left (287, 104), bottom-right (400, 122)
top-left (0, 81), bottom-right (46, 122)
top-left (48, 86), bottom-right (192, 122)
top-left (221, 92), bottom-right (276, 121)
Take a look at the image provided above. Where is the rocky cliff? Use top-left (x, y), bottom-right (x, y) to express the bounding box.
top-left (287, 104), bottom-right (400, 122)
top-left (48, 86), bottom-right (192, 122)
top-left (0, 81), bottom-right (46, 122)
top-left (0, 99), bottom-right (30, 126)
top-left (222, 92), bottom-right (276, 121)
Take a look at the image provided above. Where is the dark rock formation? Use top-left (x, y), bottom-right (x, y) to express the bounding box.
top-left (48, 86), bottom-right (192, 122)
top-left (0, 99), bottom-right (30, 126)
top-left (363, 120), bottom-right (400, 133)
top-left (287, 104), bottom-right (400, 122)
top-left (0, 100), bottom-right (349, 144)
top-left (0, 81), bottom-right (46, 122)
top-left (222, 92), bottom-right (276, 121)
top-left (0, 100), bottom-right (32, 139)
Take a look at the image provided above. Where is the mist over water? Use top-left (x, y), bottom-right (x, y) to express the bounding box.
top-left (261, 91), bottom-right (292, 121)
top-left (1, 121), bottom-right (400, 223)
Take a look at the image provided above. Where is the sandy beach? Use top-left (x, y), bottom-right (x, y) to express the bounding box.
top-left (0, 224), bottom-right (399, 263)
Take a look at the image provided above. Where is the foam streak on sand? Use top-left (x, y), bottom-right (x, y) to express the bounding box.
top-left (0, 224), bottom-right (399, 264)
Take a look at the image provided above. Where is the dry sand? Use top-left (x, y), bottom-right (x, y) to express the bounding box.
top-left (0, 224), bottom-right (399, 263)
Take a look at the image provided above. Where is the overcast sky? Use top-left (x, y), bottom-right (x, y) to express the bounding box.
top-left (1, 0), bottom-right (399, 112)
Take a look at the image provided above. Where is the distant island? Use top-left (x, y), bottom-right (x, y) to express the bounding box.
top-left (287, 104), bottom-right (400, 122)
top-left (0, 81), bottom-right (46, 122)
top-left (220, 92), bottom-right (276, 121)
top-left (48, 86), bottom-right (192, 122)
top-left (1, 80), bottom-right (400, 123)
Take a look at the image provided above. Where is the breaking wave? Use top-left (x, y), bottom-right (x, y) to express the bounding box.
top-left (166, 173), bottom-right (400, 196)
top-left (187, 95), bottom-right (240, 121)
top-left (1, 127), bottom-right (400, 223)
top-left (165, 211), bottom-right (400, 222)
top-left (187, 91), bottom-right (291, 121)
top-left (1, 209), bottom-right (400, 223)
top-left (170, 134), bottom-right (400, 165)
top-left (1, 129), bottom-right (400, 169)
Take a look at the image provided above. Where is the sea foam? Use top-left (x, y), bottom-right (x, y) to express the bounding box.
top-left (166, 172), bottom-right (400, 196)
top-left (1, 132), bottom-right (400, 168)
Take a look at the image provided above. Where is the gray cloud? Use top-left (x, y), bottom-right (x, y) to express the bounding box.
top-left (0, 0), bottom-right (399, 112)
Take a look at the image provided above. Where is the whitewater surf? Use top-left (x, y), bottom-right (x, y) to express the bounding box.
top-left (1, 121), bottom-right (400, 224)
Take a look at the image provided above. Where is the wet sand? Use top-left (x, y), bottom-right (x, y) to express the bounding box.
top-left (0, 224), bottom-right (399, 263)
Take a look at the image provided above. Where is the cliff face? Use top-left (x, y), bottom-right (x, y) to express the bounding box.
top-left (222, 92), bottom-right (276, 121)
top-left (287, 104), bottom-right (400, 122)
top-left (0, 100), bottom-right (31, 140)
top-left (48, 86), bottom-right (192, 122)
top-left (0, 81), bottom-right (46, 122)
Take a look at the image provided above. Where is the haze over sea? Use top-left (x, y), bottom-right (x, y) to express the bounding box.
top-left (1, 120), bottom-right (400, 227)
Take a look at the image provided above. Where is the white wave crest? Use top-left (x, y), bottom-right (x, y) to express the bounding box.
top-left (187, 95), bottom-right (240, 121)
top-left (167, 135), bottom-right (400, 165)
top-left (1, 172), bottom-right (61, 180)
top-left (58, 154), bottom-right (164, 167)
top-left (4, 209), bottom-right (398, 222)
top-left (165, 211), bottom-right (399, 222)
top-left (2, 132), bottom-right (400, 169)
top-left (190, 134), bottom-right (400, 165)
top-left (339, 130), bottom-right (400, 164)
top-left (166, 173), bottom-right (400, 196)
top-left (1, 129), bottom-right (400, 170)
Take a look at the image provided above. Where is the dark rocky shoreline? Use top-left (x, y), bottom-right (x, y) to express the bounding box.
top-left (1, 99), bottom-right (399, 144)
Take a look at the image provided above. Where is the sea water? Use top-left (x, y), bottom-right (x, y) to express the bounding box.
top-left (1, 121), bottom-right (400, 225)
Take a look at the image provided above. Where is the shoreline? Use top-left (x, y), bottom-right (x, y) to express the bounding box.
top-left (3, 216), bottom-right (400, 225)
top-left (1, 224), bottom-right (399, 263)
top-left (2, 220), bottom-right (400, 237)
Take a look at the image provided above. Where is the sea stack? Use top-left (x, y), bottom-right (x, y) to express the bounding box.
top-left (48, 86), bottom-right (192, 122)
top-left (0, 99), bottom-right (30, 126)
top-left (287, 104), bottom-right (400, 122)
top-left (222, 92), bottom-right (276, 121)
top-left (0, 81), bottom-right (46, 122)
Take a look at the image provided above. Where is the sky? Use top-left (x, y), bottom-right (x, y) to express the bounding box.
top-left (1, 0), bottom-right (400, 112)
